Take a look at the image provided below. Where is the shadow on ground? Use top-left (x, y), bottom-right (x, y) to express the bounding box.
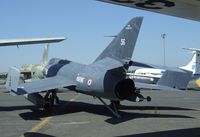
top-left (117, 127), bottom-right (200, 137)
top-left (24, 132), bottom-right (55, 137)
top-left (1, 100), bottom-right (192, 124)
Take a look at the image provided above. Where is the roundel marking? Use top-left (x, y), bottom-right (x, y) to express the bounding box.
top-left (87, 78), bottom-right (93, 86)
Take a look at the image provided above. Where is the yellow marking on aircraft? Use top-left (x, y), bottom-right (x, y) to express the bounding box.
top-left (19, 94), bottom-right (80, 137)
top-left (195, 79), bottom-right (200, 87)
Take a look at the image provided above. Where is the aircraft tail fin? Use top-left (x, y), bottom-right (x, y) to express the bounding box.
top-left (179, 48), bottom-right (200, 75)
top-left (40, 44), bottom-right (49, 65)
top-left (5, 67), bottom-right (21, 96)
top-left (94, 17), bottom-right (143, 63)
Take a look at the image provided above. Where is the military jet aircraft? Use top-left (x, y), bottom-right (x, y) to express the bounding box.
top-left (99, 0), bottom-right (200, 21)
top-left (6, 17), bottom-right (191, 118)
top-left (20, 44), bottom-right (50, 82)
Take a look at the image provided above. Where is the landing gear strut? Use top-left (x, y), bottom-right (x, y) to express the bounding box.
top-left (110, 100), bottom-right (121, 109)
top-left (43, 89), bottom-right (59, 109)
top-left (98, 97), bottom-right (121, 118)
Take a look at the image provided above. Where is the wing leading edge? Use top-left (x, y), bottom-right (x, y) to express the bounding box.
top-left (17, 76), bottom-right (75, 95)
top-left (10, 75), bottom-right (75, 95)
top-left (0, 37), bottom-right (66, 47)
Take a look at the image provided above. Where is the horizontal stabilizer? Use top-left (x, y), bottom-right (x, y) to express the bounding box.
top-left (0, 37), bottom-right (65, 47)
top-left (183, 48), bottom-right (200, 52)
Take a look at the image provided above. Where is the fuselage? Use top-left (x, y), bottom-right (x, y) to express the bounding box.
top-left (46, 58), bottom-right (136, 101)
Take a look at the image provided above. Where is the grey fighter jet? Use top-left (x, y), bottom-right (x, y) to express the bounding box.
top-left (6, 17), bottom-right (190, 118)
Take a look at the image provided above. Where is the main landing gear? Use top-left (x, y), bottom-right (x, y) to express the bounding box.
top-left (98, 97), bottom-right (121, 118)
top-left (43, 89), bottom-right (59, 109)
top-left (97, 90), bottom-right (152, 118)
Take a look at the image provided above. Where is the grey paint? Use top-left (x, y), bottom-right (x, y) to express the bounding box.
top-left (99, 0), bottom-right (200, 22)
top-left (132, 61), bottom-right (193, 89)
top-left (157, 70), bottom-right (192, 89)
top-left (7, 17), bottom-right (190, 107)
top-left (8, 17), bottom-right (143, 101)
top-left (95, 17), bottom-right (142, 63)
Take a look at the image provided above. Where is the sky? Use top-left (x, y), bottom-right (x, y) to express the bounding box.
top-left (0, 0), bottom-right (200, 72)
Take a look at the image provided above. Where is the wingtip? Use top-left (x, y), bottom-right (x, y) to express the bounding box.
top-left (132, 16), bottom-right (144, 20)
top-left (129, 16), bottom-right (144, 25)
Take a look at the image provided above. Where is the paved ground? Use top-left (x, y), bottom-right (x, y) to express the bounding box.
top-left (0, 85), bottom-right (200, 137)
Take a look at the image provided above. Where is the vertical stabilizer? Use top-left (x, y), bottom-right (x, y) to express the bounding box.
top-left (40, 44), bottom-right (49, 65)
top-left (180, 48), bottom-right (200, 74)
top-left (94, 17), bottom-right (143, 63)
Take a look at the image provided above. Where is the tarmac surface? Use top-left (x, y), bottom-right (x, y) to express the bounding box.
top-left (0, 85), bottom-right (200, 137)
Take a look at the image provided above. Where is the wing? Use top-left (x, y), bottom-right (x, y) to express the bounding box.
top-left (0, 37), bottom-right (65, 47)
top-left (6, 66), bottom-right (75, 96)
top-left (99, 0), bottom-right (200, 21)
top-left (157, 70), bottom-right (192, 89)
top-left (12, 76), bottom-right (75, 95)
top-left (133, 61), bottom-right (190, 72)
top-left (131, 61), bottom-right (193, 89)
